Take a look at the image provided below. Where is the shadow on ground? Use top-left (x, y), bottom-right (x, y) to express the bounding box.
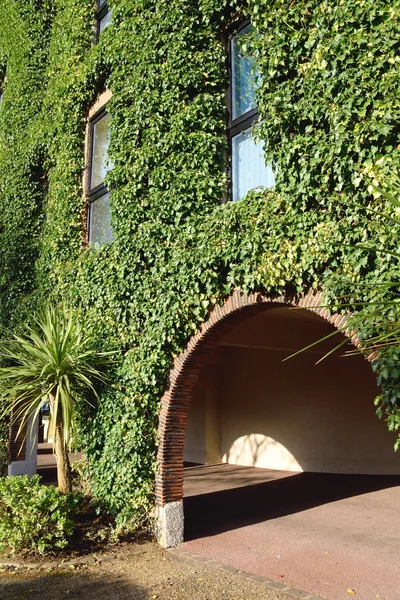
top-left (0, 569), bottom-right (149, 600)
top-left (184, 471), bottom-right (400, 540)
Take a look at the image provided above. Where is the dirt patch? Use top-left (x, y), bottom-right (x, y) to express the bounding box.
top-left (0, 540), bottom-right (310, 600)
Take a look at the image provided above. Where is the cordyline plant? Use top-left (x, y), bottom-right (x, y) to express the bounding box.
top-left (0, 304), bottom-right (114, 494)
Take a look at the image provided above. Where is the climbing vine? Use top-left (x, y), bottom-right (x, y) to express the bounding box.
top-left (0, 0), bottom-right (399, 523)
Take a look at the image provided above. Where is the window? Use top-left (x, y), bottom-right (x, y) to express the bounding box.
top-left (228, 23), bottom-right (275, 201)
top-left (97, 0), bottom-right (111, 37)
top-left (88, 109), bottom-right (114, 245)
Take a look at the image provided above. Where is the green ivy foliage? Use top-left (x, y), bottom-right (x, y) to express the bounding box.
top-left (0, 0), bottom-right (54, 325)
top-left (0, 0), bottom-right (399, 522)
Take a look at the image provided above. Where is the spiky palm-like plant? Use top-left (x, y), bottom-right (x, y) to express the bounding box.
top-left (0, 305), bottom-right (113, 494)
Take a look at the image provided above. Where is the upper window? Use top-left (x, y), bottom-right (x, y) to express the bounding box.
top-left (97, 0), bottom-right (111, 37)
top-left (88, 109), bottom-right (114, 245)
top-left (228, 23), bottom-right (275, 201)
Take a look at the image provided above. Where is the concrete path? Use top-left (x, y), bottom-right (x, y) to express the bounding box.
top-left (183, 464), bottom-right (400, 600)
top-left (0, 539), bottom-right (312, 600)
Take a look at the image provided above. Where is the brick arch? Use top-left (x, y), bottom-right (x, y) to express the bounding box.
top-left (155, 288), bottom-right (361, 547)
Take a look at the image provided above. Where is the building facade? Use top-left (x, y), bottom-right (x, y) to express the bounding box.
top-left (1, 0), bottom-right (400, 542)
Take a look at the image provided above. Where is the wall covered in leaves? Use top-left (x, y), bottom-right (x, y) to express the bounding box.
top-left (0, 0), bottom-right (399, 523)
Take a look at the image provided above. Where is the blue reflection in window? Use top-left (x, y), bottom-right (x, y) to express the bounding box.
top-left (231, 127), bottom-right (275, 202)
top-left (231, 24), bottom-right (260, 120)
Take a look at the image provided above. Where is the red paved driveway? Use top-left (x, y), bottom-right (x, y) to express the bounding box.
top-left (183, 464), bottom-right (400, 600)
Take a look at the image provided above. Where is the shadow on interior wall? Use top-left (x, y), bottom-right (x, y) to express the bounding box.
top-left (183, 471), bottom-right (400, 541)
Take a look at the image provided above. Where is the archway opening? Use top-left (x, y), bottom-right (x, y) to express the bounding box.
top-left (183, 305), bottom-right (396, 475)
top-left (155, 292), bottom-right (400, 548)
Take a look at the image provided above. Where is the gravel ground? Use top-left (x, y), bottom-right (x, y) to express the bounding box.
top-left (0, 540), bottom-right (316, 600)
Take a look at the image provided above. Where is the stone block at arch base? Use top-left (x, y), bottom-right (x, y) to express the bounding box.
top-left (155, 501), bottom-right (184, 548)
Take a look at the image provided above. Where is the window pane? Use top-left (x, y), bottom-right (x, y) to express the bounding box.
top-left (89, 192), bottom-right (114, 245)
top-left (99, 9), bottom-right (112, 32)
top-left (231, 127), bottom-right (275, 201)
top-left (90, 113), bottom-right (112, 190)
top-left (231, 24), bottom-right (259, 121)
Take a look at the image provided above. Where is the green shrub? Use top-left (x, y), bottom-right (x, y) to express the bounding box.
top-left (0, 475), bottom-right (81, 555)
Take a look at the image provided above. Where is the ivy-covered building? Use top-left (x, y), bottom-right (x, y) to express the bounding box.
top-left (1, 0), bottom-right (400, 545)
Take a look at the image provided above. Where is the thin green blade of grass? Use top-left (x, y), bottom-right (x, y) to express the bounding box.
top-left (283, 328), bottom-right (346, 362)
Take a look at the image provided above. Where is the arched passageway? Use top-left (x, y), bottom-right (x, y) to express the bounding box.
top-left (155, 289), bottom-right (399, 547)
